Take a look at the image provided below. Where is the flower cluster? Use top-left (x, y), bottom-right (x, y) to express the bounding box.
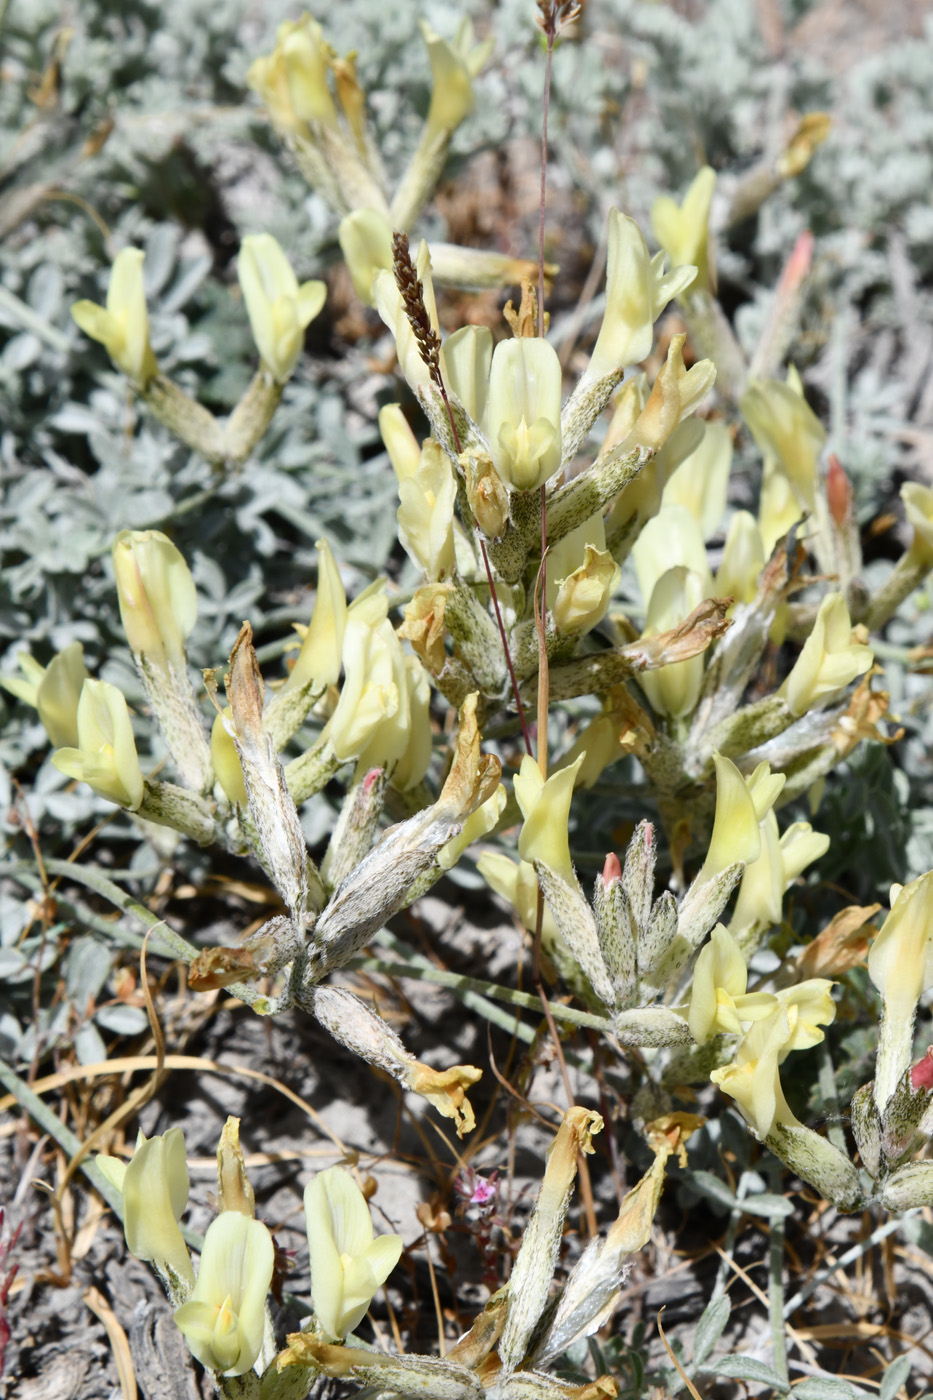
top-left (96, 1122), bottom-right (402, 1379)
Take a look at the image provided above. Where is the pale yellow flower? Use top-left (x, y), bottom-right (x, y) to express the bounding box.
top-left (327, 584), bottom-right (407, 767)
top-left (373, 240), bottom-right (440, 398)
top-left (96, 1128), bottom-right (193, 1288)
top-left (780, 592), bottom-right (872, 716)
top-left (444, 325), bottom-right (494, 426)
top-left (868, 873), bottom-right (933, 1032)
top-left (210, 708), bottom-right (247, 807)
top-left (711, 983), bottom-right (835, 1138)
top-left (901, 482), bottom-right (933, 564)
top-left (587, 211), bottom-right (696, 382)
top-left (52, 679), bottom-right (144, 809)
top-left (237, 234), bottom-right (326, 384)
top-left (339, 208), bottom-right (394, 306)
top-left (246, 16), bottom-right (337, 132)
top-left (515, 753), bottom-right (585, 884)
top-left (379, 404), bottom-right (422, 483)
top-left (715, 511), bottom-right (765, 605)
top-left (638, 567), bottom-right (708, 718)
top-left (742, 368), bottom-right (824, 515)
top-left (1, 642), bottom-right (88, 748)
top-left (304, 1166), bottom-right (403, 1341)
top-left (283, 539), bottom-right (347, 693)
top-left (651, 166), bottom-right (717, 295)
top-left (730, 812), bottom-right (829, 935)
top-left (419, 18), bottom-right (494, 139)
top-left (688, 924), bottom-right (776, 1044)
top-left (437, 782), bottom-right (507, 870)
top-left (661, 420), bottom-right (732, 538)
top-left (486, 337), bottom-right (563, 492)
top-left (633, 502), bottom-right (711, 607)
top-left (71, 248), bottom-right (157, 386)
top-left (702, 752), bottom-right (785, 881)
top-left (397, 439), bottom-right (457, 580)
top-left (174, 1212), bottom-right (274, 1375)
top-left (552, 545), bottom-right (621, 636)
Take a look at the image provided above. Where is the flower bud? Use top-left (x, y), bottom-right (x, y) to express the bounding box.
top-left (237, 234), bottom-right (326, 384)
top-left (113, 529), bottom-right (197, 668)
top-left (174, 1212), bottom-right (274, 1375)
top-left (850, 1081), bottom-right (882, 1177)
top-left (466, 452), bottom-right (510, 539)
top-left (211, 708), bottom-right (247, 807)
top-left (486, 337), bottom-right (563, 492)
top-left (71, 248), bottom-right (157, 386)
top-left (52, 679), bottom-right (144, 810)
top-left (879, 1161), bottom-right (933, 1212)
top-left (587, 210), bottom-right (696, 383)
top-left (304, 1166), bottom-right (403, 1341)
top-left (779, 592), bottom-right (872, 716)
top-left (651, 166), bottom-right (717, 296)
top-left (902, 482), bottom-right (933, 563)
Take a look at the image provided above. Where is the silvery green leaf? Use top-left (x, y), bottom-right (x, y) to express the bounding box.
top-left (693, 1294), bottom-right (731, 1365)
top-left (880, 1356), bottom-right (912, 1400)
top-left (699, 1355), bottom-right (790, 1391)
top-left (74, 1022), bottom-right (108, 1066)
top-left (94, 1004), bottom-right (150, 1036)
top-left (795, 1379), bottom-right (870, 1400)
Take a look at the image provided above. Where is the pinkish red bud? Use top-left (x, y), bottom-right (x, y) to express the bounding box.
top-left (910, 1048), bottom-right (933, 1091)
top-left (602, 852), bottom-right (622, 884)
top-left (826, 454), bottom-right (852, 528)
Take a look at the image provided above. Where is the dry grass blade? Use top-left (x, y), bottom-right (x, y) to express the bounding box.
top-left (0, 1053), bottom-right (348, 1155)
top-left (84, 1285), bottom-right (137, 1400)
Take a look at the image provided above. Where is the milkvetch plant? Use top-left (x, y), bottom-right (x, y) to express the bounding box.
top-left (9, 3), bottom-right (933, 1393)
